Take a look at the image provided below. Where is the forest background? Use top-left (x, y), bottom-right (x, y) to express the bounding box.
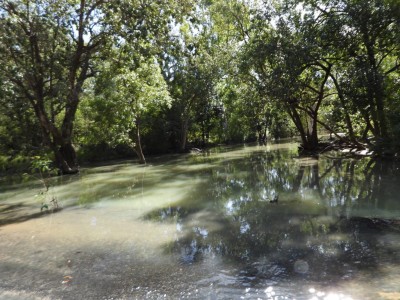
top-left (1, 0), bottom-right (399, 174)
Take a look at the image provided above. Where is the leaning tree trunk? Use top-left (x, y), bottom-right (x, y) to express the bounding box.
top-left (330, 74), bottom-right (356, 143)
top-left (33, 102), bottom-right (79, 174)
top-left (3, 0), bottom-right (106, 175)
top-left (288, 105), bottom-right (319, 152)
top-left (286, 104), bottom-right (312, 150)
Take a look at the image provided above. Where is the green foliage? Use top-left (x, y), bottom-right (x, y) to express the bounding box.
top-left (81, 50), bottom-right (171, 162)
top-left (0, 0), bottom-right (194, 169)
top-left (1, 0), bottom-right (400, 163)
top-left (22, 155), bottom-right (60, 211)
top-left (30, 156), bottom-right (53, 175)
top-left (0, 155), bottom-right (30, 174)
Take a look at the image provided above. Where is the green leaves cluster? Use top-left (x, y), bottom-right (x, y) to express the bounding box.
top-left (1, 0), bottom-right (400, 169)
top-left (240, 0), bottom-right (400, 151)
top-left (87, 54), bottom-right (171, 148)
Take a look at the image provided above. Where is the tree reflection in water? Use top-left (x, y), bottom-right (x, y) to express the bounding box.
top-left (146, 146), bottom-right (400, 291)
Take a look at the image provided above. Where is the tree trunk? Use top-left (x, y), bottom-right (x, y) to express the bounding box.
top-left (330, 73), bottom-right (356, 142)
top-left (286, 105), bottom-right (308, 148)
top-left (54, 142), bottom-right (79, 174)
top-left (180, 117), bottom-right (189, 152)
top-left (3, 0), bottom-right (105, 175)
top-left (287, 105), bottom-right (318, 151)
top-left (32, 102), bottom-right (79, 174)
top-left (201, 121), bottom-right (206, 147)
top-left (307, 110), bottom-right (319, 150)
top-left (364, 36), bottom-right (389, 140)
top-left (133, 119), bottom-right (146, 164)
top-left (303, 63), bottom-right (331, 151)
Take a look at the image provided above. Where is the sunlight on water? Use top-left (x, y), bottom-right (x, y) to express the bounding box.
top-left (1, 142), bottom-right (400, 299)
top-left (307, 288), bottom-right (353, 300)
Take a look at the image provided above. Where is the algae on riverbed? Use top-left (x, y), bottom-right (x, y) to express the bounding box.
top-left (1, 143), bottom-right (400, 299)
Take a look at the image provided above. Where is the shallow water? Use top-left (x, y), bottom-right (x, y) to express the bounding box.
top-left (1, 142), bottom-right (400, 300)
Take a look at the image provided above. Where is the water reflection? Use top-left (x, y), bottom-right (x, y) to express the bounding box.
top-left (1, 143), bottom-right (400, 299)
top-left (145, 144), bottom-right (400, 298)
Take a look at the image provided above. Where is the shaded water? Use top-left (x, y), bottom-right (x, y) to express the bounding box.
top-left (1, 142), bottom-right (400, 300)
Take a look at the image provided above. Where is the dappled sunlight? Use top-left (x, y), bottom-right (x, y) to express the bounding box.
top-left (1, 143), bottom-right (400, 299)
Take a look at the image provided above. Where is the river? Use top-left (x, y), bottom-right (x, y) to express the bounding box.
top-left (1, 142), bottom-right (400, 299)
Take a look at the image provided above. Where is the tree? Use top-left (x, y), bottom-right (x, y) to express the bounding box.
top-left (241, 0), bottom-right (400, 151)
top-left (208, 0), bottom-right (279, 143)
top-left (302, 0), bottom-right (400, 148)
top-left (88, 54), bottom-right (171, 164)
top-left (0, 70), bottom-right (42, 155)
top-left (241, 5), bottom-right (330, 150)
top-left (162, 6), bottom-right (220, 151)
top-left (0, 0), bottom-right (194, 172)
top-left (0, 0), bottom-right (113, 173)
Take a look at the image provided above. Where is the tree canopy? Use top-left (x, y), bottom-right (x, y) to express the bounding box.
top-left (1, 0), bottom-right (399, 172)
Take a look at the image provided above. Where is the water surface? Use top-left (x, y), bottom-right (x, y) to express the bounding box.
top-left (1, 142), bottom-right (400, 299)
